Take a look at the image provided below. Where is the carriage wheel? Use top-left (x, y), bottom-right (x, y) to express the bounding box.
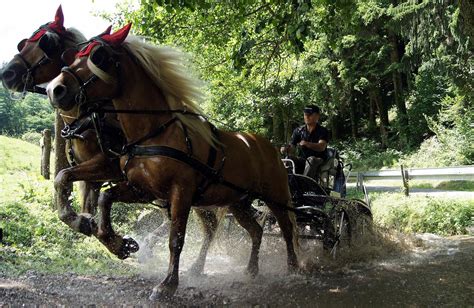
top-left (324, 199), bottom-right (373, 258)
top-left (327, 209), bottom-right (352, 259)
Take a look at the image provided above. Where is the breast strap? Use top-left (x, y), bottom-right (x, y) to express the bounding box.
top-left (128, 145), bottom-right (248, 195)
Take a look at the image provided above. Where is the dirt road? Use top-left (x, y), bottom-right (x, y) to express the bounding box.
top-left (1, 234), bottom-right (473, 306)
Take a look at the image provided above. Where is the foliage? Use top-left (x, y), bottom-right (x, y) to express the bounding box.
top-left (20, 131), bottom-right (43, 145)
top-left (401, 93), bottom-right (473, 167)
top-left (336, 138), bottom-right (402, 170)
top-left (0, 83), bottom-right (54, 136)
top-left (371, 192), bottom-right (474, 236)
top-left (103, 0), bottom-right (473, 161)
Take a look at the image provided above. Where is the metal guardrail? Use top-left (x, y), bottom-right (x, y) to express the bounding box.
top-left (347, 165), bottom-right (474, 197)
top-left (348, 165), bottom-right (474, 182)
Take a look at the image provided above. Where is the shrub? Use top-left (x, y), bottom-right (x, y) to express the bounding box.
top-left (335, 138), bottom-right (402, 171)
top-left (20, 131), bottom-right (43, 145)
top-left (371, 192), bottom-right (474, 235)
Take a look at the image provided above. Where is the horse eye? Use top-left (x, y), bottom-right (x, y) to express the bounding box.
top-left (17, 39), bottom-right (27, 52)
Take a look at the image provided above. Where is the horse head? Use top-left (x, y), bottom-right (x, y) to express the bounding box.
top-left (47, 23), bottom-right (130, 111)
top-left (1, 5), bottom-right (86, 95)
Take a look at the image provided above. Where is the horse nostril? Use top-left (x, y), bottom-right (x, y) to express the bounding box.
top-left (53, 84), bottom-right (67, 100)
top-left (2, 70), bottom-right (16, 82)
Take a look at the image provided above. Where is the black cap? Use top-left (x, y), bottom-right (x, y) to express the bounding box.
top-left (303, 105), bottom-right (320, 114)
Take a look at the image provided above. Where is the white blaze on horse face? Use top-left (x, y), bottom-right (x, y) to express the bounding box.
top-left (236, 133), bottom-right (251, 148)
top-left (46, 73), bottom-right (66, 101)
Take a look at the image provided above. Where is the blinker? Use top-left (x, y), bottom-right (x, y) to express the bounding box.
top-left (17, 39), bottom-right (27, 52)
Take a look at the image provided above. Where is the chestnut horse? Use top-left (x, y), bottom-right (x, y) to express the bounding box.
top-left (47, 23), bottom-right (299, 299)
top-left (1, 7), bottom-right (221, 267)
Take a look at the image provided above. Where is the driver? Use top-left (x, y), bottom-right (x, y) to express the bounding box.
top-left (280, 105), bottom-right (329, 179)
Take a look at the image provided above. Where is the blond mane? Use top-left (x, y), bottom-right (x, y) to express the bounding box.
top-left (121, 36), bottom-right (217, 147)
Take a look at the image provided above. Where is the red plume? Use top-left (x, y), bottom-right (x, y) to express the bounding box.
top-left (48, 5), bottom-right (65, 34)
top-left (101, 23), bottom-right (132, 46)
top-left (76, 23), bottom-right (132, 58)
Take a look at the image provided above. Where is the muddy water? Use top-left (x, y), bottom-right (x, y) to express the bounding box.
top-left (132, 225), bottom-right (474, 307)
top-left (1, 228), bottom-right (473, 306)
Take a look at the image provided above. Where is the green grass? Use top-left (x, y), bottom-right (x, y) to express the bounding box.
top-left (416, 181), bottom-right (474, 191)
top-left (347, 188), bottom-right (474, 236)
top-left (0, 135), bottom-right (138, 277)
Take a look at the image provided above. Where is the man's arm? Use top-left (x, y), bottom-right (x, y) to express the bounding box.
top-left (299, 139), bottom-right (327, 152)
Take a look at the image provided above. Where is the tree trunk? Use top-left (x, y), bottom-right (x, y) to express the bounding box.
top-left (368, 95), bottom-right (377, 134)
top-left (348, 94), bottom-right (357, 138)
top-left (390, 34), bottom-right (409, 146)
top-left (369, 86), bottom-right (389, 148)
top-left (329, 113), bottom-right (339, 141)
top-left (281, 107), bottom-right (291, 145)
top-left (459, 0), bottom-right (474, 49)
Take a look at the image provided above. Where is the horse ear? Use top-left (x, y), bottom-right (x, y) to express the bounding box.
top-left (17, 39), bottom-right (27, 52)
top-left (54, 5), bottom-right (64, 28)
top-left (90, 46), bottom-right (111, 70)
top-left (107, 23), bottom-right (132, 46)
top-left (61, 48), bottom-right (78, 66)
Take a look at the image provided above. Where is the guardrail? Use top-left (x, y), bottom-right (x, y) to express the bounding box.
top-left (347, 165), bottom-right (474, 197)
top-left (348, 165), bottom-right (474, 181)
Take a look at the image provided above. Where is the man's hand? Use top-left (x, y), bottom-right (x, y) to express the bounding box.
top-left (299, 140), bottom-right (309, 147)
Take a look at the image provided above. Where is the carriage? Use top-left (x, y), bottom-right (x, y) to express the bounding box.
top-left (228, 147), bottom-right (373, 258)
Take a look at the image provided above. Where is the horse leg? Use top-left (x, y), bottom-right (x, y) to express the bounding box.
top-left (96, 182), bottom-right (153, 259)
top-left (227, 201), bottom-right (263, 277)
top-left (54, 156), bottom-right (122, 236)
top-left (150, 187), bottom-right (192, 300)
top-left (55, 167), bottom-right (96, 236)
top-left (79, 181), bottom-right (101, 215)
top-left (188, 209), bottom-right (218, 275)
top-left (266, 201), bottom-right (299, 273)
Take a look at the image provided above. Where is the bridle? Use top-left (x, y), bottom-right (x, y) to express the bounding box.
top-left (60, 38), bottom-right (122, 108)
top-left (61, 66), bottom-right (102, 106)
top-left (12, 53), bottom-right (50, 95)
top-left (12, 24), bottom-right (67, 96)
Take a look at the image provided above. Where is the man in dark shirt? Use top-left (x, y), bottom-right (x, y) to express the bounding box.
top-left (280, 105), bottom-right (329, 179)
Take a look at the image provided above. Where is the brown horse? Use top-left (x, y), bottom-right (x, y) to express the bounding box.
top-left (47, 23), bottom-right (300, 299)
top-left (1, 7), bottom-right (221, 267)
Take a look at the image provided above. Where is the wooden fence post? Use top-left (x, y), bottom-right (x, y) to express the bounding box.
top-left (40, 129), bottom-right (51, 179)
top-left (54, 111), bottom-right (71, 210)
top-left (356, 172), bottom-right (364, 191)
top-left (401, 165), bottom-right (409, 196)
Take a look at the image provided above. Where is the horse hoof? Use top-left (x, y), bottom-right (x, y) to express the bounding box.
top-left (188, 264), bottom-right (205, 277)
top-left (149, 285), bottom-right (176, 301)
top-left (76, 214), bottom-right (96, 236)
top-left (117, 236), bottom-right (139, 260)
top-left (246, 266), bottom-right (258, 278)
top-left (124, 236), bottom-right (139, 253)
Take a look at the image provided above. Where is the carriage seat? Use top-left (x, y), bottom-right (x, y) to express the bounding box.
top-left (319, 147), bottom-right (338, 176)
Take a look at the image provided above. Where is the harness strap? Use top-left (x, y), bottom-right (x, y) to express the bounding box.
top-left (123, 117), bottom-right (178, 151)
top-left (128, 145), bottom-right (248, 195)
